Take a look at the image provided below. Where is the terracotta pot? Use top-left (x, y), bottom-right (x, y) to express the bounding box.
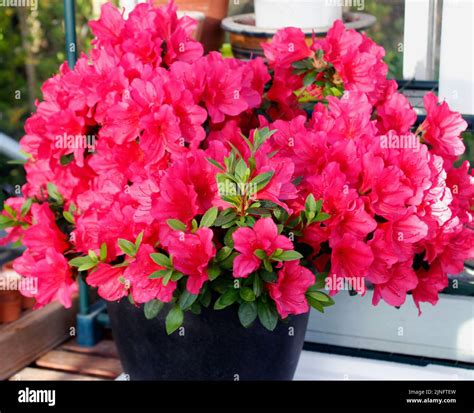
top-left (0, 291), bottom-right (22, 323)
top-left (154, 0), bottom-right (229, 52)
top-left (222, 11), bottom-right (376, 60)
top-left (22, 295), bottom-right (36, 310)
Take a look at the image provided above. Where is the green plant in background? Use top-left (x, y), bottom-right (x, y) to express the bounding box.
top-left (350, 0), bottom-right (404, 79)
top-left (0, 0), bottom-right (112, 141)
top-left (0, 0), bottom-right (109, 199)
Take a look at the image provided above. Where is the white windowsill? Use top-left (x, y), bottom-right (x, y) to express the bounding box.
top-left (295, 350), bottom-right (474, 381)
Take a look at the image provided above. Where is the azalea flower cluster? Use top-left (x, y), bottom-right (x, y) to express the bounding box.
top-left (1, 1), bottom-right (473, 333)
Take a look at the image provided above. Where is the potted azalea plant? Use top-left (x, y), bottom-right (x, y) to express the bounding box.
top-left (1, 1), bottom-right (473, 380)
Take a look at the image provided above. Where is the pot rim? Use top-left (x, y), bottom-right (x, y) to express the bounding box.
top-left (221, 11), bottom-right (376, 37)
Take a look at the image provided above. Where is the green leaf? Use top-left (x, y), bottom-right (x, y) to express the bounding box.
top-left (234, 158), bottom-right (249, 181)
top-left (206, 157), bottom-right (225, 171)
top-left (216, 246), bottom-right (233, 262)
top-left (167, 219), bottom-right (187, 231)
top-left (305, 194), bottom-right (317, 213)
top-left (3, 204), bottom-right (14, 217)
top-left (303, 71), bottom-right (317, 87)
top-left (253, 274), bottom-right (263, 297)
top-left (315, 212), bottom-right (331, 222)
top-left (0, 215), bottom-right (15, 230)
top-left (200, 206), bottom-right (219, 228)
top-left (240, 287), bottom-right (256, 302)
top-left (238, 301), bottom-right (257, 327)
top-left (100, 243), bottom-right (107, 261)
top-left (307, 295), bottom-right (325, 313)
top-left (292, 59), bottom-right (313, 70)
top-left (171, 271), bottom-right (184, 282)
top-left (150, 253), bottom-right (171, 268)
top-left (118, 238), bottom-right (136, 257)
top-left (274, 250), bottom-right (303, 262)
top-left (144, 300), bottom-right (164, 319)
top-left (166, 305), bottom-right (184, 335)
top-left (148, 269), bottom-right (172, 279)
top-left (207, 265), bottom-right (221, 281)
top-left (20, 198), bottom-right (33, 218)
top-left (253, 249), bottom-right (267, 260)
top-left (199, 290), bottom-right (212, 308)
top-left (78, 261), bottom-right (98, 272)
top-left (220, 252), bottom-right (237, 270)
top-left (246, 207), bottom-right (272, 216)
top-left (179, 290), bottom-right (199, 310)
top-left (236, 133), bottom-right (252, 154)
top-left (63, 211), bottom-right (75, 224)
top-left (128, 294), bottom-right (135, 305)
top-left (215, 209), bottom-right (237, 227)
top-left (306, 290), bottom-right (332, 303)
top-left (60, 153), bottom-right (74, 165)
top-left (7, 159), bottom-right (27, 165)
top-left (223, 227), bottom-right (237, 248)
top-left (88, 250), bottom-right (98, 263)
top-left (253, 127), bottom-right (276, 152)
top-left (46, 182), bottom-right (63, 204)
top-left (257, 300), bottom-right (278, 331)
top-left (68, 256), bottom-right (92, 267)
top-left (162, 269), bottom-right (173, 286)
top-left (263, 259), bottom-right (273, 272)
top-left (135, 231), bottom-right (144, 249)
top-left (260, 269), bottom-right (277, 283)
top-left (214, 288), bottom-right (239, 310)
top-left (250, 171), bottom-right (274, 192)
top-left (189, 301), bottom-right (201, 314)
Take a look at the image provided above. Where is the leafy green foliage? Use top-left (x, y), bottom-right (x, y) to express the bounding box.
top-left (144, 300), bottom-right (164, 320)
top-left (166, 305), bottom-right (184, 334)
top-left (257, 299), bottom-right (278, 331)
top-left (238, 301), bottom-right (257, 327)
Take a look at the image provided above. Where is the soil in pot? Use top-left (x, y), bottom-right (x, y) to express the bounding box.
top-left (108, 298), bottom-right (309, 381)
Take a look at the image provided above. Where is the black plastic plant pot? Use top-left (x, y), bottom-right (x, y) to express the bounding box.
top-left (107, 298), bottom-right (309, 381)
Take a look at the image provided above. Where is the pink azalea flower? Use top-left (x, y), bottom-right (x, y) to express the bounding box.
top-left (330, 233), bottom-right (374, 291)
top-left (263, 27), bottom-right (312, 68)
top-left (372, 262), bottom-right (418, 307)
top-left (446, 161), bottom-right (474, 224)
top-left (412, 261), bottom-right (448, 313)
top-left (421, 92), bottom-right (467, 160)
top-left (125, 244), bottom-right (177, 303)
top-left (267, 261), bottom-right (315, 319)
top-left (377, 92), bottom-right (417, 135)
top-left (232, 218), bottom-right (294, 278)
top-left (87, 264), bottom-right (127, 302)
top-left (198, 53), bottom-right (260, 123)
top-left (89, 2), bottom-right (125, 48)
top-left (167, 228), bottom-right (216, 294)
top-left (14, 248), bottom-right (77, 309)
top-left (22, 204), bottom-right (69, 258)
top-left (152, 151), bottom-right (219, 238)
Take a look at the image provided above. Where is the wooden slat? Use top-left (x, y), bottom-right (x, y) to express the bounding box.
top-left (60, 339), bottom-right (119, 359)
top-left (35, 350), bottom-right (122, 379)
top-left (9, 367), bottom-right (104, 381)
top-left (0, 297), bottom-right (78, 380)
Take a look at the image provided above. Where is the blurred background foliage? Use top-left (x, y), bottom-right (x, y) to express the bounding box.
top-left (0, 0), bottom-right (471, 198)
